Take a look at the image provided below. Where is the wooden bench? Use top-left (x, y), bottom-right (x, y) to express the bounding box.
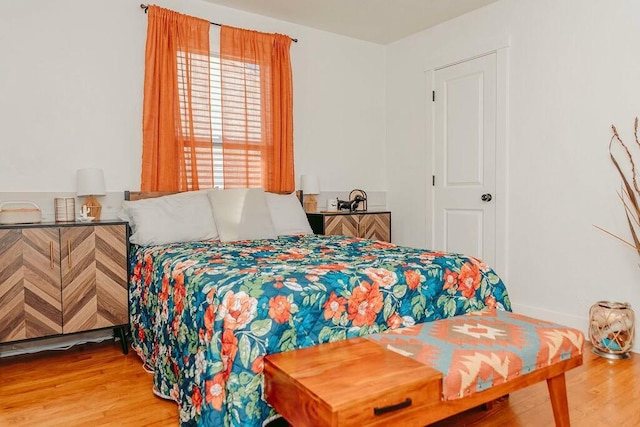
top-left (264, 309), bottom-right (584, 426)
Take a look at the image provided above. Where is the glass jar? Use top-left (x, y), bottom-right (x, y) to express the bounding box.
top-left (589, 301), bottom-right (635, 359)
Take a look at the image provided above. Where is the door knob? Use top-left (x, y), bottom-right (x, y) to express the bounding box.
top-left (481, 193), bottom-right (492, 202)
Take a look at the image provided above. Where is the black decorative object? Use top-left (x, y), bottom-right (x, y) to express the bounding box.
top-left (348, 189), bottom-right (367, 211)
top-left (337, 199), bottom-right (352, 211)
top-left (337, 189), bottom-right (368, 212)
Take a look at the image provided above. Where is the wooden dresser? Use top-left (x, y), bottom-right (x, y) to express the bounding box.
top-left (306, 211), bottom-right (391, 242)
top-left (0, 220), bottom-right (129, 353)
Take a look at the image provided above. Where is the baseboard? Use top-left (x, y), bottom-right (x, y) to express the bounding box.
top-left (511, 303), bottom-right (639, 354)
top-left (0, 329), bottom-right (113, 358)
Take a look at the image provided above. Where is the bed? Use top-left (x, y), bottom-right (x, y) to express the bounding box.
top-left (124, 189), bottom-right (511, 426)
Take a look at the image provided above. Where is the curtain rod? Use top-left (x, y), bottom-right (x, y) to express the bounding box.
top-left (139, 4), bottom-right (298, 43)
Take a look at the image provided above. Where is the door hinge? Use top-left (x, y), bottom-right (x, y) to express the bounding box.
top-left (432, 91), bottom-right (435, 102)
top-left (432, 175), bottom-right (435, 186)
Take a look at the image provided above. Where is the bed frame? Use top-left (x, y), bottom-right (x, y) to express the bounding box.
top-left (124, 189), bottom-right (546, 426)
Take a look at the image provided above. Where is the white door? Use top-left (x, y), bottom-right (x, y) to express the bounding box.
top-left (433, 53), bottom-right (497, 265)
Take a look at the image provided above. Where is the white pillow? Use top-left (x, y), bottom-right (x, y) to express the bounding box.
top-left (208, 188), bottom-right (277, 242)
top-left (265, 192), bottom-right (313, 236)
top-left (122, 191), bottom-right (219, 246)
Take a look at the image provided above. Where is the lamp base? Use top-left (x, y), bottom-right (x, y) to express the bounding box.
top-left (303, 195), bottom-right (318, 213)
top-left (81, 195), bottom-right (102, 221)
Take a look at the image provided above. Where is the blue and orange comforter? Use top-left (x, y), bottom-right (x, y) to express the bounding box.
top-left (129, 234), bottom-right (511, 426)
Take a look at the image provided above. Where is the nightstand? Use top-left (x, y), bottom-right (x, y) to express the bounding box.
top-left (0, 220), bottom-right (129, 353)
top-left (306, 211), bottom-right (391, 242)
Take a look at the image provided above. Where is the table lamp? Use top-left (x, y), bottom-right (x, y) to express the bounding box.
top-left (76, 168), bottom-right (106, 221)
top-left (301, 174), bottom-right (320, 213)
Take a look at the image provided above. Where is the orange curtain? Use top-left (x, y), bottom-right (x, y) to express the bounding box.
top-left (220, 26), bottom-right (294, 193)
top-left (141, 6), bottom-right (212, 191)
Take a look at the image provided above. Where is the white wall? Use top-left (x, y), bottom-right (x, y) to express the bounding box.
top-left (386, 0), bottom-right (640, 350)
top-left (4, 0), bottom-right (639, 354)
top-left (0, 0), bottom-right (386, 197)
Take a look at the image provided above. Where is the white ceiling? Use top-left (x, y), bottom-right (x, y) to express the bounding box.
top-left (203, 0), bottom-right (500, 44)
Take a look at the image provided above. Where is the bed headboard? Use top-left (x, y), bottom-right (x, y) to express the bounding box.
top-left (124, 190), bottom-right (303, 204)
top-left (124, 191), bottom-right (177, 201)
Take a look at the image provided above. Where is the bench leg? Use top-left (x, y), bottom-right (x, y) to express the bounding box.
top-left (547, 373), bottom-right (570, 427)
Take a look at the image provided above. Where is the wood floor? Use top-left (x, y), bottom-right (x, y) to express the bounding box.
top-left (1, 339), bottom-right (639, 426)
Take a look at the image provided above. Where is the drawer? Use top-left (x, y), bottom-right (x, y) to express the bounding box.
top-left (264, 338), bottom-right (442, 426)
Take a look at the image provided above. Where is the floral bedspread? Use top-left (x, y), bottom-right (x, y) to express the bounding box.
top-left (129, 234), bottom-right (511, 426)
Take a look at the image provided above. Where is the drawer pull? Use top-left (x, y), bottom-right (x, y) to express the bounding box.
top-left (373, 398), bottom-right (412, 416)
top-left (67, 240), bottom-right (72, 268)
top-left (49, 241), bottom-right (54, 270)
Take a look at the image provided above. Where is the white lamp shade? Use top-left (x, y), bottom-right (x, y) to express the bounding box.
top-left (76, 168), bottom-right (106, 196)
top-left (300, 174), bottom-right (320, 195)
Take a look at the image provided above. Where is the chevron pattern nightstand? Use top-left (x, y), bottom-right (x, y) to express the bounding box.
top-left (0, 221), bottom-right (128, 353)
top-left (306, 211), bottom-right (391, 242)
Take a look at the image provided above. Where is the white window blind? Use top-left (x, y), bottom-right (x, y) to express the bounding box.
top-left (220, 56), bottom-right (265, 189)
top-left (177, 51), bottom-right (265, 190)
top-left (177, 52), bottom-right (223, 189)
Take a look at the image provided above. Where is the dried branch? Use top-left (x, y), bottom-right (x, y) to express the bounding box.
top-left (593, 224), bottom-right (637, 249)
top-left (610, 125), bottom-right (640, 197)
top-left (619, 189), bottom-right (640, 228)
top-left (635, 116), bottom-right (639, 150)
top-left (597, 117), bottom-right (640, 258)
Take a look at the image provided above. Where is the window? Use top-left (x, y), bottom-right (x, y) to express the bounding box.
top-left (177, 52), bottom-right (265, 190)
top-left (142, 10), bottom-right (293, 193)
top-left (219, 56), bottom-right (264, 189)
top-left (177, 52), bottom-right (223, 189)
